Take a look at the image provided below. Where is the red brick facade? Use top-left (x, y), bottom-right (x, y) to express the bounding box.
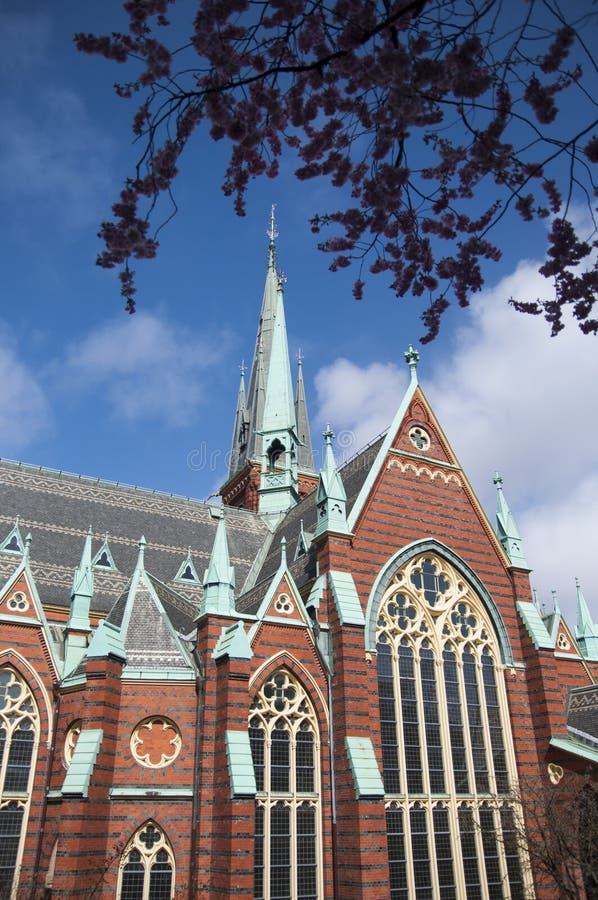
top-left (0, 373), bottom-right (596, 900)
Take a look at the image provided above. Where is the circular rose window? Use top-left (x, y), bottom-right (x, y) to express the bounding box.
top-left (130, 717), bottom-right (182, 768)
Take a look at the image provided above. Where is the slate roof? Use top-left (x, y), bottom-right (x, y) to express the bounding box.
top-left (0, 460), bottom-right (270, 617)
top-left (251, 435), bottom-right (385, 590)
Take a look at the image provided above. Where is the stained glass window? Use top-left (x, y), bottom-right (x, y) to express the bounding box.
top-left (118, 822), bottom-right (174, 900)
top-left (249, 670), bottom-right (321, 900)
top-left (0, 668), bottom-right (39, 896)
top-left (376, 553), bottom-right (529, 899)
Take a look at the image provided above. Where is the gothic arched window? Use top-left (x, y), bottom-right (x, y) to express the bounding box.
top-left (118, 822), bottom-right (174, 900)
top-left (0, 667), bottom-right (39, 895)
top-left (249, 670), bottom-right (322, 900)
top-left (376, 553), bottom-right (529, 899)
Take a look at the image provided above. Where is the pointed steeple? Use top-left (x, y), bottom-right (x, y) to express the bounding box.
top-left (314, 425), bottom-right (350, 537)
top-left (229, 363), bottom-right (249, 476)
top-left (202, 512), bottom-right (236, 615)
top-left (575, 578), bottom-right (598, 660)
top-left (295, 350), bottom-right (314, 471)
top-left (261, 278), bottom-right (296, 433)
top-left (69, 528), bottom-right (93, 629)
top-left (493, 473), bottom-right (529, 568)
top-left (63, 529), bottom-right (94, 675)
top-left (231, 206), bottom-right (282, 475)
top-left (225, 208), bottom-right (313, 522)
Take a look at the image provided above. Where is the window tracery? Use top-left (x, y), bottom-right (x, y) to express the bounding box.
top-left (376, 552), bottom-right (529, 899)
top-left (0, 667), bottom-right (39, 895)
top-left (249, 670), bottom-right (321, 900)
top-left (118, 821), bottom-right (174, 900)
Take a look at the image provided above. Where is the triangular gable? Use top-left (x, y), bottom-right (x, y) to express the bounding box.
top-left (390, 393), bottom-right (460, 467)
top-left (347, 372), bottom-right (417, 532)
top-left (254, 570), bottom-right (310, 626)
top-left (346, 376), bottom-right (511, 571)
top-left (92, 537), bottom-right (117, 571)
top-left (115, 569), bottom-right (194, 674)
top-left (0, 569), bottom-right (42, 624)
top-left (0, 559), bottom-right (60, 677)
top-left (0, 519), bottom-right (24, 555)
top-left (174, 549), bottom-right (200, 584)
top-left (555, 622), bottom-right (581, 656)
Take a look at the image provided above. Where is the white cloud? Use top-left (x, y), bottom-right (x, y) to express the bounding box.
top-left (314, 359), bottom-right (408, 460)
top-left (61, 312), bottom-right (220, 427)
top-left (0, 327), bottom-right (51, 453)
top-left (314, 262), bottom-right (598, 625)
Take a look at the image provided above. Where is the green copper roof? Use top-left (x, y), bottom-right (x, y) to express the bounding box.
top-left (61, 728), bottom-right (103, 797)
top-left (229, 366), bottom-right (249, 476)
top-left (261, 282), bottom-right (296, 434)
top-left (345, 736), bottom-right (384, 798)
top-left (86, 619), bottom-right (127, 662)
top-left (549, 735), bottom-right (598, 765)
top-left (329, 570), bottom-right (365, 626)
top-left (67, 528), bottom-right (93, 637)
top-left (516, 601), bottom-right (554, 650)
top-left (202, 514), bottom-right (236, 615)
top-left (314, 426), bottom-right (349, 537)
top-left (230, 209), bottom-right (281, 476)
top-left (294, 352), bottom-right (314, 472)
top-left (493, 473), bottom-right (529, 569)
top-left (225, 729), bottom-right (257, 796)
top-left (576, 578), bottom-right (598, 660)
top-left (213, 620), bottom-right (253, 660)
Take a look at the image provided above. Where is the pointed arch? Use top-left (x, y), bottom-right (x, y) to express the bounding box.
top-left (249, 668), bottom-right (324, 900)
top-left (0, 665), bottom-right (40, 896)
top-left (249, 651), bottom-right (328, 729)
top-left (365, 539), bottom-right (514, 665)
top-left (371, 546), bottom-right (531, 898)
top-left (117, 820), bottom-right (175, 900)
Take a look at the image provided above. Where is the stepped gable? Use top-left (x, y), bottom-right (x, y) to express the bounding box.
top-left (0, 459), bottom-right (269, 615)
top-left (251, 434), bottom-right (385, 591)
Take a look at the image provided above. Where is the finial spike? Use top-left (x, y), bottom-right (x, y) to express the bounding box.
top-left (137, 535), bottom-right (146, 571)
top-left (267, 204), bottom-right (278, 244)
top-left (281, 536), bottom-right (287, 567)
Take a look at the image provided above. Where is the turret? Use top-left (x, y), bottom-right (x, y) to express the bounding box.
top-left (493, 473), bottom-right (529, 568)
top-left (202, 511), bottom-right (236, 616)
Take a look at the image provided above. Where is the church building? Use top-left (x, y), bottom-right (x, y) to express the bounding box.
top-left (0, 217), bottom-right (597, 899)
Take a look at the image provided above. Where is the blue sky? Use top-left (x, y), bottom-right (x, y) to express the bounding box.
top-left (1, 1), bottom-right (597, 625)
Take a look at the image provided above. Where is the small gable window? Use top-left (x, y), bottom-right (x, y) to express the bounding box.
top-left (0, 522), bottom-right (24, 555)
top-left (174, 550), bottom-right (199, 585)
top-left (118, 822), bottom-right (174, 900)
top-left (92, 537), bottom-right (116, 571)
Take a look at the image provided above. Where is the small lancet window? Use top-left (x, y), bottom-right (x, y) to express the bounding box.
top-left (267, 438), bottom-right (285, 473)
top-left (118, 821), bottom-right (175, 900)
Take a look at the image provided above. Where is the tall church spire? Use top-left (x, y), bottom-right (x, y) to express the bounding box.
top-left (224, 208), bottom-right (316, 519)
top-left (227, 206), bottom-right (281, 479)
top-left (295, 351), bottom-right (314, 471)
